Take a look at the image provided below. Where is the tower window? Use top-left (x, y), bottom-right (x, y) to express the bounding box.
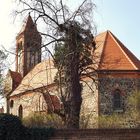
top-left (18, 41), bottom-right (23, 51)
top-left (17, 41), bottom-right (23, 74)
top-left (113, 89), bottom-right (122, 111)
top-left (10, 100), bottom-right (14, 108)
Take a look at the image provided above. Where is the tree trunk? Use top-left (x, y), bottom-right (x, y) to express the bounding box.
top-left (64, 32), bottom-right (82, 129)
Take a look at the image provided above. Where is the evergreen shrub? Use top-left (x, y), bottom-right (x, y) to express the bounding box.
top-left (0, 113), bottom-right (54, 140)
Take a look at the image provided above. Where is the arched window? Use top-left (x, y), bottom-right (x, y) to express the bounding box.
top-left (113, 89), bottom-right (122, 111)
top-left (10, 100), bottom-right (14, 108)
top-left (18, 105), bottom-right (23, 119)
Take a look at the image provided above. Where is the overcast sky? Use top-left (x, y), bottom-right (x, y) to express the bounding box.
top-left (0, 0), bottom-right (140, 60)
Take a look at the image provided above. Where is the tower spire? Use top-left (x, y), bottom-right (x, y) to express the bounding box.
top-left (15, 15), bottom-right (41, 77)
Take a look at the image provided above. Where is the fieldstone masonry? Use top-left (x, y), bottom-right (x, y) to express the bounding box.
top-left (99, 78), bottom-right (140, 115)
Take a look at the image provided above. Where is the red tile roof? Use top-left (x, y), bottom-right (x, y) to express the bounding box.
top-left (50, 95), bottom-right (62, 111)
top-left (94, 30), bottom-right (140, 70)
top-left (9, 70), bottom-right (22, 89)
top-left (43, 92), bottom-right (61, 112)
top-left (111, 32), bottom-right (140, 69)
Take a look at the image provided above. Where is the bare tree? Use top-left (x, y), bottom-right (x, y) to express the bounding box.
top-left (0, 49), bottom-right (8, 95)
top-left (14, 0), bottom-right (96, 128)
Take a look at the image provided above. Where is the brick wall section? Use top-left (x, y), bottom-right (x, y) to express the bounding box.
top-left (49, 129), bottom-right (140, 140)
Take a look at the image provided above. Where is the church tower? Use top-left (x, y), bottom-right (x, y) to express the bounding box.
top-left (16, 14), bottom-right (41, 77)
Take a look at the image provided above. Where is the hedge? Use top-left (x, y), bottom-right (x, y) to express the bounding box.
top-left (0, 113), bottom-right (54, 140)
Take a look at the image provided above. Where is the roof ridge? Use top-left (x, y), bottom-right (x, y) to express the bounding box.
top-left (96, 31), bottom-right (108, 69)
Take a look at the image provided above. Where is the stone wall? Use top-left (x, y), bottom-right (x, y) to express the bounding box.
top-left (98, 78), bottom-right (140, 115)
top-left (80, 80), bottom-right (98, 128)
top-left (49, 129), bottom-right (140, 140)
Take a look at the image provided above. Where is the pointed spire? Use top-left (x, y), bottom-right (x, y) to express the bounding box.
top-left (25, 13), bottom-right (34, 28)
top-left (17, 14), bottom-right (36, 36)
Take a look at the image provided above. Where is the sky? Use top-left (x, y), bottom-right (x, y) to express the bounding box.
top-left (0, 0), bottom-right (140, 60)
top-left (94, 0), bottom-right (140, 60)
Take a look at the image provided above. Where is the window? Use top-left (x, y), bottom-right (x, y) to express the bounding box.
top-left (113, 89), bottom-right (122, 111)
top-left (10, 100), bottom-right (14, 108)
top-left (17, 41), bottom-right (23, 73)
top-left (18, 105), bottom-right (23, 119)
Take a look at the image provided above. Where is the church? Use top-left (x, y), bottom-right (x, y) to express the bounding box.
top-left (4, 15), bottom-right (140, 128)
